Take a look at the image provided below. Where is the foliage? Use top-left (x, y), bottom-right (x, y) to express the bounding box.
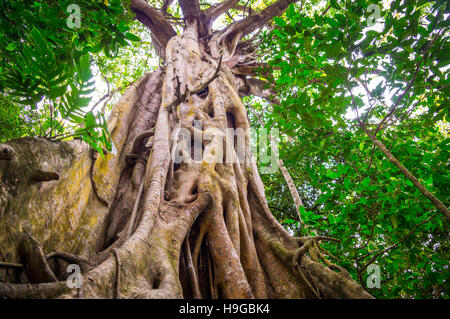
top-left (0, 0), bottom-right (448, 299)
top-left (93, 21), bottom-right (158, 114)
top-left (254, 0), bottom-right (449, 298)
top-left (0, 94), bottom-right (40, 143)
top-left (0, 0), bottom-right (142, 154)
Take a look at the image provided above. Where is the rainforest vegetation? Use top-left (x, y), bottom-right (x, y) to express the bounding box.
top-left (0, 0), bottom-right (448, 299)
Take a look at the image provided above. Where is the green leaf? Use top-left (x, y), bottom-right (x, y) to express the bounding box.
top-left (325, 17), bottom-right (339, 28)
top-left (329, 214), bottom-right (336, 224)
top-left (30, 28), bottom-right (48, 53)
top-left (49, 85), bottom-right (67, 99)
top-left (125, 32), bottom-right (141, 42)
top-left (299, 206), bottom-right (306, 216)
top-left (76, 54), bottom-right (93, 83)
top-left (330, 0), bottom-right (341, 9)
top-left (5, 43), bottom-right (16, 51)
top-left (391, 215), bottom-right (399, 228)
top-left (362, 177), bottom-right (371, 188)
top-left (273, 17), bottom-right (287, 28)
top-left (327, 170), bottom-right (341, 179)
top-left (117, 21), bottom-right (129, 32)
top-left (301, 17), bottom-right (315, 28)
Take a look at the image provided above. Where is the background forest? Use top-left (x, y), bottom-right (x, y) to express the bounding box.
top-left (0, 0), bottom-right (448, 298)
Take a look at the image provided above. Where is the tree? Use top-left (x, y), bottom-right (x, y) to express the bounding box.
top-left (0, 0), bottom-right (447, 299)
top-left (256, 0), bottom-right (449, 298)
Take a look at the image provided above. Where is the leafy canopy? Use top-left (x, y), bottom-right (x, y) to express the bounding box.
top-left (254, 0), bottom-right (449, 298)
top-left (0, 0), bottom-right (146, 153)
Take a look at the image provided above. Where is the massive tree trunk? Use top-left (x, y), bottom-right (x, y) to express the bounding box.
top-left (0, 6), bottom-right (372, 300)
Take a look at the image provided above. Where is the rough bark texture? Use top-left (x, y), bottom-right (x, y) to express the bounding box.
top-left (0, 3), bottom-right (373, 299)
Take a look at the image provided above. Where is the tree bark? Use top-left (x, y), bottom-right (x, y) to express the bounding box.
top-left (0, 14), bottom-right (372, 300)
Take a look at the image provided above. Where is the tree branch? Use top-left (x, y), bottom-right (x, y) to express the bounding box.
top-left (178, 0), bottom-right (201, 20)
top-left (364, 130), bottom-right (450, 222)
top-left (130, 0), bottom-right (177, 50)
top-left (0, 281), bottom-right (70, 299)
top-left (46, 251), bottom-right (93, 273)
top-left (0, 261), bottom-right (23, 268)
top-left (203, 0), bottom-right (240, 28)
top-left (222, 0), bottom-right (301, 41)
top-left (238, 77), bottom-right (277, 103)
top-left (373, 28), bottom-right (443, 137)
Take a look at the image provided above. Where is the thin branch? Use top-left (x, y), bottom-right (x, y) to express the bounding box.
top-left (359, 212), bottom-right (441, 273)
top-left (388, 82), bottom-right (449, 127)
top-left (321, 4), bottom-right (331, 15)
top-left (89, 76), bottom-right (111, 113)
top-left (364, 130), bottom-right (450, 222)
top-left (295, 236), bottom-right (341, 244)
top-left (247, 103), bottom-right (318, 233)
top-left (373, 28), bottom-right (443, 137)
top-left (347, 75), bottom-right (450, 221)
top-left (269, 205), bottom-right (297, 220)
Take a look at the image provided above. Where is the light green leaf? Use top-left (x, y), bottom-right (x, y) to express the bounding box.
top-left (6, 43), bottom-right (16, 51)
top-left (125, 32), bottom-right (141, 42)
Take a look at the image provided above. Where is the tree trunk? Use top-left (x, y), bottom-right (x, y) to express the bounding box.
top-left (0, 23), bottom-right (372, 299)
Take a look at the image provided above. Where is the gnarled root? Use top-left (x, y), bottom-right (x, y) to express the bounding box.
top-left (0, 27), bottom-right (373, 300)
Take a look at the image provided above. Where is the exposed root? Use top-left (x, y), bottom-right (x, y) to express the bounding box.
top-left (183, 236), bottom-right (201, 298)
top-left (18, 233), bottom-right (57, 284)
top-left (0, 24), bottom-right (373, 300)
top-left (0, 281), bottom-right (70, 299)
top-left (112, 248), bottom-right (121, 299)
top-left (46, 251), bottom-right (93, 273)
top-left (296, 264), bottom-right (322, 299)
top-left (0, 261), bottom-right (23, 269)
top-left (125, 178), bottom-right (146, 239)
top-left (89, 149), bottom-right (109, 207)
top-left (292, 239), bottom-right (314, 267)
